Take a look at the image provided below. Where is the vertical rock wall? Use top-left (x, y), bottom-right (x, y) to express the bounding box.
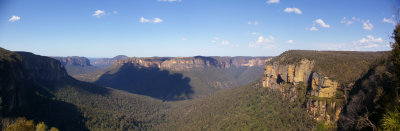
top-left (262, 59), bottom-right (344, 125)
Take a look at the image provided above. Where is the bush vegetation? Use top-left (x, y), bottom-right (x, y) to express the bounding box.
top-left (268, 50), bottom-right (387, 84)
top-left (4, 117), bottom-right (59, 131)
top-left (152, 81), bottom-right (317, 130)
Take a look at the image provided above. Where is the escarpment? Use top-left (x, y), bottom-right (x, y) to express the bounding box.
top-left (116, 56), bottom-right (270, 71)
top-left (53, 56), bottom-right (100, 75)
top-left (262, 50), bottom-right (386, 126)
top-left (90, 55), bottom-right (128, 68)
top-left (53, 56), bottom-right (91, 67)
top-left (88, 56), bottom-right (271, 100)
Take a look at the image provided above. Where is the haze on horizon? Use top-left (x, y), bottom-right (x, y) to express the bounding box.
top-left (0, 0), bottom-right (398, 57)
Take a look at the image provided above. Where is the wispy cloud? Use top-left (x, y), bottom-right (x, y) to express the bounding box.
top-left (93, 10), bottom-right (118, 18)
top-left (382, 15), bottom-right (396, 25)
top-left (362, 20), bottom-right (373, 31)
top-left (248, 21), bottom-right (259, 26)
top-left (249, 36), bottom-right (276, 49)
top-left (287, 40), bottom-right (294, 44)
top-left (8, 16), bottom-right (20, 22)
top-left (140, 17), bottom-right (163, 23)
top-left (340, 17), bottom-right (354, 26)
top-left (340, 16), bottom-right (373, 31)
top-left (211, 37), bottom-right (230, 45)
top-left (355, 35), bottom-right (383, 48)
top-left (181, 37), bottom-right (187, 41)
top-left (157, 0), bottom-right (182, 2)
top-left (284, 8), bottom-right (302, 14)
top-left (221, 40), bottom-right (230, 45)
top-left (309, 26), bottom-right (319, 31)
top-left (93, 10), bottom-right (105, 18)
top-left (319, 35), bottom-right (385, 51)
top-left (266, 0), bottom-right (279, 4)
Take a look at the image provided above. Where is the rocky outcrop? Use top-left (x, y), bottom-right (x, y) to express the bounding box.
top-left (52, 56), bottom-right (100, 75)
top-left (90, 55), bottom-right (128, 68)
top-left (116, 56), bottom-right (270, 71)
top-left (262, 58), bottom-right (344, 125)
top-left (19, 52), bottom-right (70, 81)
top-left (53, 56), bottom-right (91, 67)
top-left (0, 49), bottom-right (71, 116)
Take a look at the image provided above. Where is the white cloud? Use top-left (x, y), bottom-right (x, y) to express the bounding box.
top-left (340, 17), bottom-right (353, 26)
top-left (352, 35), bottom-right (383, 49)
top-left (287, 40), bottom-right (294, 44)
top-left (341, 17), bottom-right (375, 31)
top-left (8, 16), bottom-right (20, 22)
top-left (153, 18), bottom-right (163, 23)
top-left (266, 0), bottom-right (279, 4)
top-left (284, 8), bottom-right (302, 14)
top-left (252, 32), bottom-right (259, 35)
top-left (383, 16), bottom-right (396, 25)
top-left (113, 10), bottom-right (118, 14)
top-left (357, 35), bottom-right (383, 44)
top-left (362, 20), bottom-right (373, 31)
top-left (309, 26), bottom-right (319, 31)
top-left (307, 19), bottom-right (329, 31)
top-left (211, 37), bottom-right (220, 43)
top-left (140, 17), bottom-right (163, 24)
top-left (248, 21), bottom-right (259, 26)
top-left (211, 37), bottom-right (230, 45)
top-left (140, 17), bottom-right (150, 23)
top-left (93, 10), bottom-right (105, 18)
top-left (181, 37), bottom-right (187, 41)
top-left (249, 36), bottom-right (276, 49)
top-left (315, 19), bottom-right (330, 28)
top-left (221, 40), bottom-right (230, 45)
top-left (158, 0), bottom-right (182, 2)
top-left (320, 35), bottom-right (386, 51)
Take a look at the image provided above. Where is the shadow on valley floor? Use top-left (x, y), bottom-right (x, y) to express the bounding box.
top-left (95, 63), bottom-right (194, 101)
top-left (0, 79), bottom-right (89, 131)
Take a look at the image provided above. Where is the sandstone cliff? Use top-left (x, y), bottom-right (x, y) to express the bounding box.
top-left (53, 56), bottom-right (100, 75)
top-left (116, 56), bottom-right (270, 71)
top-left (261, 50), bottom-right (386, 127)
top-left (90, 55), bottom-right (128, 68)
top-left (53, 56), bottom-right (91, 67)
top-left (263, 58), bottom-right (343, 124)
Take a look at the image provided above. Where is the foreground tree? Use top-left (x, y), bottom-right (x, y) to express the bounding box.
top-left (392, 23), bottom-right (400, 73)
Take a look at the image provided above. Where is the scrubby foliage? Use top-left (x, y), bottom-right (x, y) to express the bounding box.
top-left (4, 117), bottom-right (58, 131)
top-left (269, 50), bottom-right (386, 84)
top-left (338, 23), bottom-right (400, 130)
top-left (380, 106), bottom-right (400, 130)
top-left (380, 22), bottom-right (400, 131)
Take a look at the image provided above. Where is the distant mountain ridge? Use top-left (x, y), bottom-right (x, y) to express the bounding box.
top-left (89, 56), bottom-right (271, 100)
top-left (52, 56), bottom-right (99, 75)
top-left (90, 55), bottom-right (129, 69)
top-left (116, 56), bottom-right (270, 71)
top-left (53, 56), bottom-right (91, 67)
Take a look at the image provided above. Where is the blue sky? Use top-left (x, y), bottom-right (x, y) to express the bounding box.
top-left (0, 0), bottom-right (398, 57)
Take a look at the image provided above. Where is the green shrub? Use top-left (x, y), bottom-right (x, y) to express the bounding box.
top-left (380, 106), bottom-right (400, 130)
